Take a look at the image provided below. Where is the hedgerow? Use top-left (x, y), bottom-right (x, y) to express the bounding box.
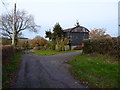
top-left (82, 37), bottom-right (120, 60)
top-left (1, 45), bottom-right (21, 62)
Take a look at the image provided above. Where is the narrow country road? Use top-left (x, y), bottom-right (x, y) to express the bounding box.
top-left (14, 51), bottom-right (87, 88)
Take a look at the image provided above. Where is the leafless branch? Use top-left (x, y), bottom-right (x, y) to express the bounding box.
top-left (0, 10), bottom-right (40, 39)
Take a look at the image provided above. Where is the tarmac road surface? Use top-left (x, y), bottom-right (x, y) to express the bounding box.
top-left (14, 51), bottom-right (88, 88)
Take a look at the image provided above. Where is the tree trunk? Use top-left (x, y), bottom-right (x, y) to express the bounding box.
top-left (12, 3), bottom-right (16, 46)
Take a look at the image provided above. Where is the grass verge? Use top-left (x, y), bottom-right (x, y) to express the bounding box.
top-left (2, 51), bottom-right (24, 88)
top-left (68, 53), bottom-right (119, 88)
top-left (31, 50), bottom-right (80, 56)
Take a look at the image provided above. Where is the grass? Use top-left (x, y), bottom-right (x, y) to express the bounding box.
top-left (2, 51), bottom-right (24, 88)
top-left (68, 53), bottom-right (119, 88)
top-left (31, 49), bottom-right (80, 56)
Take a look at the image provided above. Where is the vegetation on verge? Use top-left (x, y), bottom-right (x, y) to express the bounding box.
top-left (68, 53), bottom-right (119, 88)
top-left (31, 50), bottom-right (80, 56)
top-left (82, 36), bottom-right (120, 60)
top-left (2, 51), bottom-right (24, 88)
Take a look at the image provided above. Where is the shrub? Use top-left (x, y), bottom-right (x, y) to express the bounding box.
top-left (56, 38), bottom-right (70, 51)
top-left (30, 38), bottom-right (48, 49)
top-left (82, 37), bottom-right (120, 60)
top-left (2, 38), bottom-right (11, 45)
top-left (33, 46), bottom-right (45, 50)
top-left (16, 38), bottom-right (31, 50)
top-left (33, 47), bottom-right (40, 50)
top-left (22, 41), bottom-right (29, 49)
top-left (2, 45), bottom-right (15, 61)
top-left (44, 44), bottom-right (51, 50)
top-left (73, 46), bottom-right (82, 50)
top-left (49, 41), bottom-right (56, 50)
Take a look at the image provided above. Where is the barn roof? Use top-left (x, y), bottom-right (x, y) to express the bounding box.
top-left (63, 25), bottom-right (89, 33)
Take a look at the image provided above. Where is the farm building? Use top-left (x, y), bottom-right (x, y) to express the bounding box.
top-left (63, 22), bottom-right (89, 49)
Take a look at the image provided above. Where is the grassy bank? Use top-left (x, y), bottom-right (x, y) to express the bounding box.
top-left (31, 50), bottom-right (80, 56)
top-left (2, 51), bottom-right (23, 88)
top-left (69, 53), bottom-right (119, 88)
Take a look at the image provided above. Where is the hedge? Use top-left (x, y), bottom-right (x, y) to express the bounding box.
top-left (1, 38), bottom-right (11, 45)
top-left (1, 45), bottom-right (16, 62)
top-left (82, 37), bottom-right (120, 60)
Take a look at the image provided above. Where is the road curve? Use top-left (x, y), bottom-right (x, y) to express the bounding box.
top-left (14, 51), bottom-right (87, 88)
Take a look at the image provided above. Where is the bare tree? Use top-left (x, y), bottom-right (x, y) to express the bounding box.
top-left (89, 28), bottom-right (106, 39)
top-left (0, 9), bottom-right (40, 45)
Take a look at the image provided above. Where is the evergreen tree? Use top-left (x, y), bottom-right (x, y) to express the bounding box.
top-left (45, 23), bottom-right (63, 41)
top-left (45, 31), bottom-right (52, 41)
top-left (53, 23), bottom-right (63, 41)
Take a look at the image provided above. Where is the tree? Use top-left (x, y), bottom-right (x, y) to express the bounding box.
top-left (33, 35), bottom-right (42, 40)
top-left (89, 28), bottom-right (106, 39)
top-left (0, 8), bottom-right (40, 46)
top-left (45, 23), bottom-right (63, 41)
top-left (53, 23), bottom-right (63, 41)
top-left (31, 35), bottom-right (48, 47)
top-left (45, 30), bottom-right (52, 41)
top-left (45, 23), bottom-right (70, 51)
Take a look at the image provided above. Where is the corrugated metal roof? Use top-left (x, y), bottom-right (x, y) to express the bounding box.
top-left (63, 25), bottom-right (89, 32)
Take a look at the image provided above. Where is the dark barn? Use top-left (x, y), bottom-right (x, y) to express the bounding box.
top-left (63, 23), bottom-right (89, 49)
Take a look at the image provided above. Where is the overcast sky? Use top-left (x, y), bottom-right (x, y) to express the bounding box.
top-left (1, 0), bottom-right (119, 39)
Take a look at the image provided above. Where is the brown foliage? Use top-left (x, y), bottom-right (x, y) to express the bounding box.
top-left (30, 37), bottom-right (48, 48)
top-left (89, 28), bottom-right (106, 39)
top-left (33, 35), bottom-right (42, 40)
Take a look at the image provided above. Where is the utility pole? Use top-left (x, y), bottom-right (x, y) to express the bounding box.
top-left (12, 3), bottom-right (16, 46)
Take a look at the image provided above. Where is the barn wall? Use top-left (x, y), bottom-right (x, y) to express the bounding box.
top-left (64, 32), bottom-right (89, 46)
top-left (69, 32), bottom-right (89, 46)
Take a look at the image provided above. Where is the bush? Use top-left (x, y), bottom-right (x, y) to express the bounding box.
top-left (30, 38), bottom-right (48, 49)
top-left (22, 41), bottom-right (29, 49)
top-left (2, 49), bottom-right (23, 88)
top-left (16, 38), bottom-right (31, 50)
top-left (73, 46), bottom-right (82, 50)
top-left (82, 37), bottom-right (120, 60)
top-left (56, 38), bottom-right (70, 51)
top-left (44, 44), bottom-right (51, 50)
top-left (2, 45), bottom-right (16, 61)
top-left (2, 38), bottom-right (11, 45)
top-left (33, 46), bottom-right (44, 50)
top-left (33, 47), bottom-right (40, 50)
top-left (48, 41), bottom-right (56, 50)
